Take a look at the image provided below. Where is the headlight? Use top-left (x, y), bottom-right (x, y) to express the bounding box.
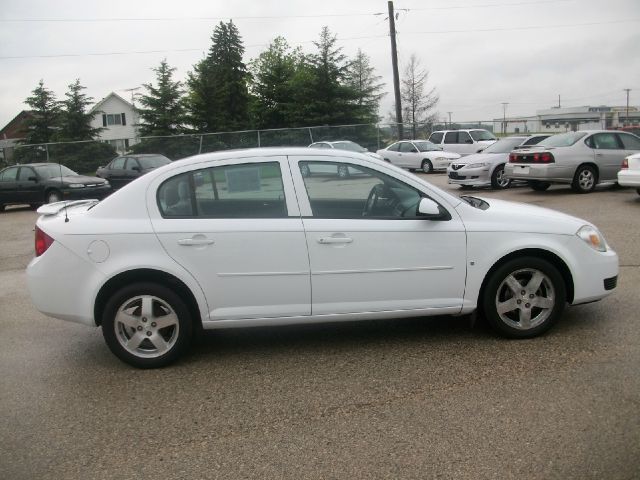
top-left (68, 183), bottom-right (85, 188)
top-left (576, 225), bottom-right (607, 252)
top-left (466, 162), bottom-right (489, 169)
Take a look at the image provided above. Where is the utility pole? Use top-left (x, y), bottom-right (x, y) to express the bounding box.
top-left (558, 94), bottom-right (561, 108)
top-left (501, 102), bottom-right (509, 135)
top-left (624, 88), bottom-right (631, 126)
top-left (447, 111), bottom-right (452, 128)
top-left (388, 1), bottom-right (403, 140)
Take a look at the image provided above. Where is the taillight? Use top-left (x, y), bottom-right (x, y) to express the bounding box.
top-left (35, 226), bottom-right (54, 257)
top-left (533, 152), bottom-right (555, 163)
top-left (621, 158), bottom-right (629, 169)
top-left (509, 153), bottom-right (517, 163)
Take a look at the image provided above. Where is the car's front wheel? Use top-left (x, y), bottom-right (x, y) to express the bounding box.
top-left (482, 257), bottom-right (566, 338)
top-left (46, 189), bottom-right (62, 203)
top-left (421, 159), bottom-right (433, 173)
top-left (572, 165), bottom-right (597, 193)
top-left (491, 164), bottom-right (511, 189)
top-left (102, 283), bottom-right (193, 368)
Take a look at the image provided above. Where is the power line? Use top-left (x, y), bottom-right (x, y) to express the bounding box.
top-left (0, 1), bottom-right (576, 23)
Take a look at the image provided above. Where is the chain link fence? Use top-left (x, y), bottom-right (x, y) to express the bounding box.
top-left (5, 120), bottom-right (534, 174)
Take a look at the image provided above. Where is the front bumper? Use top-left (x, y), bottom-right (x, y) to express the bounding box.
top-left (447, 167), bottom-right (490, 186)
top-left (62, 185), bottom-right (111, 200)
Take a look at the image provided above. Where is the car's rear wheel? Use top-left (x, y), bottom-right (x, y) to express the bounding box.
top-left (102, 283), bottom-right (193, 368)
top-left (491, 164), bottom-right (511, 189)
top-left (421, 159), bottom-right (433, 173)
top-left (571, 165), bottom-right (597, 193)
top-left (529, 181), bottom-right (551, 191)
top-left (46, 189), bottom-right (62, 203)
top-left (482, 257), bottom-right (566, 338)
top-left (636, 188), bottom-right (640, 196)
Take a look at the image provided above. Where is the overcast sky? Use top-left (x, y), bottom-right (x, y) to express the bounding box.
top-left (1, 0), bottom-right (639, 130)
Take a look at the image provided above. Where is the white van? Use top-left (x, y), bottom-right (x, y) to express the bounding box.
top-left (428, 129), bottom-right (497, 156)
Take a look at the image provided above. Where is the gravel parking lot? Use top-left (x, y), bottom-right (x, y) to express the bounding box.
top-left (1, 175), bottom-right (639, 479)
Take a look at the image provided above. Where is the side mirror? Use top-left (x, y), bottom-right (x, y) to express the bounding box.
top-left (418, 198), bottom-right (450, 220)
top-left (132, 166), bottom-right (140, 172)
top-left (28, 176), bottom-right (38, 182)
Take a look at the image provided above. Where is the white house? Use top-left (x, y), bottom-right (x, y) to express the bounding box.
top-left (90, 92), bottom-right (139, 154)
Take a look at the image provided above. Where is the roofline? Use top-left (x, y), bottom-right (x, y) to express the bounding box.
top-left (90, 92), bottom-right (134, 113)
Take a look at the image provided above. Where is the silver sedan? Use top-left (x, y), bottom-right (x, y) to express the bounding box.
top-left (505, 130), bottom-right (640, 193)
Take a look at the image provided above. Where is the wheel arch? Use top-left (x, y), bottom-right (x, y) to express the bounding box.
top-left (478, 248), bottom-right (575, 313)
top-left (94, 268), bottom-right (203, 332)
top-left (574, 161), bottom-right (599, 178)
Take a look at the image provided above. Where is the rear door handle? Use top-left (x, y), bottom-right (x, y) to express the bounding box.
top-left (178, 236), bottom-right (214, 246)
top-left (317, 236), bottom-right (353, 244)
top-left (595, 153), bottom-right (604, 157)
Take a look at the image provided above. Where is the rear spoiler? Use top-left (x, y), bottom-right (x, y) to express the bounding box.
top-left (36, 199), bottom-right (100, 216)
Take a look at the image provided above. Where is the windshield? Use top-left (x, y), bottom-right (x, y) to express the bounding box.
top-left (470, 130), bottom-right (497, 141)
top-left (482, 137), bottom-right (527, 154)
top-left (138, 155), bottom-right (171, 169)
top-left (539, 131), bottom-right (587, 147)
top-left (35, 164), bottom-right (78, 178)
top-left (332, 141), bottom-right (366, 153)
top-left (414, 141), bottom-right (442, 152)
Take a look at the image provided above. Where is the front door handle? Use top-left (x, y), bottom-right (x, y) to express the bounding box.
top-left (317, 236), bottom-right (353, 245)
top-left (178, 236), bottom-right (214, 246)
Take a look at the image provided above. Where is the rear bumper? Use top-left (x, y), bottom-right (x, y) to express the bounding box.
top-left (505, 163), bottom-right (570, 183)
top-left (617, 170), bottom-right (640, 187)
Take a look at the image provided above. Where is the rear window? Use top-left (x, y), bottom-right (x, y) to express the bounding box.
top-left (157, 162), bottom-right (287, 218)
top-left (138, 155), bottom-right (171, 169)
top-left (470, 130), bottom-right (497, 141)
top-left (540, 132), bottom-right (587, 147)
top-left (483, 137), bottom-right (527, 154)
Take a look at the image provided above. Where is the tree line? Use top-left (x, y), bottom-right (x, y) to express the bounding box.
top-left (18, 21), bottom-right (439, 165)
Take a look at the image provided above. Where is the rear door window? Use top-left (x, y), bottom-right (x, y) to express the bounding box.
top-left (399, 142), bottom-right (416, 153)
top-left (110, 157), bottom-right (125, 169)
top-left (591, 133), bottom-right (622, 149)
top-left (618, 133), bottom-right (640, 150)
top-left (444, 132), bottom-right (458, 144)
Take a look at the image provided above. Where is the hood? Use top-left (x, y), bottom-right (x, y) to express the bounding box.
top-left (451, 152), bottom-right (506, 165)
top-left (52, 175), bottom-right (108, 185)
top-left (457, 196), bottom-right (588, 235)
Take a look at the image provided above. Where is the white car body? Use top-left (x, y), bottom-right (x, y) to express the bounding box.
top-left (376, 140), bottom-right (460, 172)
top-left (428, 129), bottom-right (498, 156)
top-left (448, 135), bottom-right (550, 189)
top-left (26, 148), bottom-right (618, 367)
top-left (617, 152), bottom-right (640, 194)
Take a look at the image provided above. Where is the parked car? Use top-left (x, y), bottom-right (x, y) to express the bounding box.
top-left (0, 163), bottom-right (110, 210)
top-left (428, 129), bottom-right (497, 156)
top-left (505, 130), bottom-right (640, 193)
top-left (96, 154), bottom-right (171, 189)
top-left (307, 141), bottom-right (383, 178)
top-left (447, 135), bottom-right (551, 189)
top-left (617, 152), bottom-right (640, 195)
top-left (376, 140), bottom-right (460, 172)
top-left (27, 148), bottom-right (618, 368)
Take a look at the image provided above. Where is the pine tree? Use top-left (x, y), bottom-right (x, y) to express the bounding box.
top-left (137, 59), bottom-right (187, 137)
top-left (401, 54), bottom-right (439, 139)
top-left (304, 26), bottom-right (359, 126)
top-left (58, 79), bottom-right (102, 141)
top-left (249, 37), bottom-right (300, 129)
top-left (345, 49), bottom-right (385, 124)
top-left (24, 80), bottom-right (60, 144)
top-left (187, 20), bottom-right (250, 132)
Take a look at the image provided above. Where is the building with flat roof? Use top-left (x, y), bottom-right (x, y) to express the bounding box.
top-left (493, 105), bottom-right (640, 134)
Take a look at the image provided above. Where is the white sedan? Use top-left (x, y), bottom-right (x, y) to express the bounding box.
top-left (617, 152), bottom-right (640, 195)
top-left (376, 140), bottom-right (460, 172)
top-left (27, 148), bottom-right (618, 368)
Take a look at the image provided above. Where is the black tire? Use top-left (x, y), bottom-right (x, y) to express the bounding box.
top-left (102, 282), bottom-right (193, 368)
top-left (482, 256), bottom-right (566, 338)
top-left (571, 165), bottom-right (597, 193)
top-left (0, 204), bottom-right (5, 212)
top-left (30, 204), bottom-right (40, 210)
top-left (490, 164), bottom-right (511, 189)
top-left (46, 189), bottom-right (62, 203)
top-left (529, 181), bottom-right (551, 192)
top-left (636, 188), bottom-right (640, 196)
top-left (421, 159), bottom-right (433, 173)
